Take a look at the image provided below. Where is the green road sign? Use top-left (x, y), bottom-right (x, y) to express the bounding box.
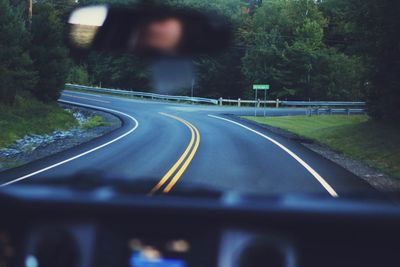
top-left (253, 84), bottom-right (270, 90)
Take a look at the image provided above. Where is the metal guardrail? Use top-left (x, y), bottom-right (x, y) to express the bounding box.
top-left (65, 84), bottom-right (219, 105)
top-left (305, 108), bottom-right (365, 115)
top-left (279, 100), bottom-right (366, 107)
top-left (65, 84), bottom-right (366, 112)
top-left (217, 98), bottom-right (365, 108)
top-left (218, 98), bottom-right (366, 114)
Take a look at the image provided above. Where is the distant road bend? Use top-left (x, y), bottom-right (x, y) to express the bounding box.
top-left (0, 90), bottom-right (374, 197)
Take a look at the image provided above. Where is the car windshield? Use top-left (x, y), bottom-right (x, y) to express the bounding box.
top-left (0, 0), bottom-right (399, 200)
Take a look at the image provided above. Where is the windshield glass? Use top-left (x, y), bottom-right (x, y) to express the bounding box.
top-left (0, 0), bottom-right (399, 200)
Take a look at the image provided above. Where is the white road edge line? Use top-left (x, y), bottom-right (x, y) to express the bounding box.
top-left (208, 115), bottom-right (339, 198)
top-left (0, 99), bottom-right (139, 187)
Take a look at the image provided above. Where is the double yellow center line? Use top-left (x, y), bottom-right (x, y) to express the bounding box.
top-left (149, 112), bottom-right (200, 195)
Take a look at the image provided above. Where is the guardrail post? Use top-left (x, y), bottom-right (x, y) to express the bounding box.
top-left (219, 97), bottom-right (223, 106)
top-left (257, 99), bottom-right (260, 108)
top-left (238, 98), bottom-right (241, 107)
top-left (347, 108), bottom-right (350, 115)
top-left (276, 99), bottom-right (279, 108)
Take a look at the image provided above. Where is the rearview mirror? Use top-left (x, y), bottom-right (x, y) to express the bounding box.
top-left (67, 4), bottom-right (232, 57)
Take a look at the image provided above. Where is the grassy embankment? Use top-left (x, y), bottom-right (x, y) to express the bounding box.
top-left (0, 95), bottom-right (106, 149)
top-left (80, 115), bottom-right (109, 129)
top-left (242, 115), bottom-right (400, 178)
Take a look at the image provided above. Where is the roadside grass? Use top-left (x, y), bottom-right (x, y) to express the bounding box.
top-left (242, 115), bottom-right (400, 178)
top-left (0, 95), bottom-right (78, 149)
top-left (80, 115), bottom-right (110, 129)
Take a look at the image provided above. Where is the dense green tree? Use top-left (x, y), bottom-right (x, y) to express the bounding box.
top-left (30, 2), bottom-right (70, 102)
top-left (318, 0), bottom-right (358, 53)
top-left (194, 48), bottom-right (246, 98)
top-left (67, 65), bottom-right (90, 85)
top-left (349, 0), bottom-right (400, 121)
top-left (0, 0), bottom-right (37, 105)
top-left (44, 0), bottom-right (79, 22)
top-left (87, 52), bottom-right (151, 90)
top-left (310, 49), bottom-right (366, 101)
top-left (241, 0), bottom-right (365, 100)
top-left (320, 0), bottom-right (400, 120)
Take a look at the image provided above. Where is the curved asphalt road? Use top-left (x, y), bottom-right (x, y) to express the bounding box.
top-left (0, 90), bottom-right (375, 197)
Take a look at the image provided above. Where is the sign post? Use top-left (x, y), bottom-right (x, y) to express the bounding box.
top-left (263, 89), bottom-right (267, 117)
top-left (254, 88), bottom-right (258, 117)
top-left (253, 84), bottom-right (270, 117)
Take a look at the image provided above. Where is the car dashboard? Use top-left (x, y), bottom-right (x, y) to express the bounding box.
top-left (1, 185), bottom-right (400, 267)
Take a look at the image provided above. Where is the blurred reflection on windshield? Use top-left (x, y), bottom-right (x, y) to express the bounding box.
top-left (130, 17), bottom-right (183, 55)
